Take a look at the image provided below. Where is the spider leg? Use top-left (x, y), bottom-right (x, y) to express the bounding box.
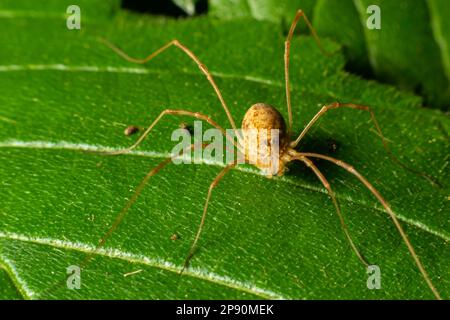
top-left (181, 162), bottom-right (237, 272)
top-left (298, 152), bottom-right (442, 300)
top-left (95, 109), bottom-right (241, 155)
top-left (79, 143), bottom-right (206, 270)
top-left (41, 143), bottom-right (205, 297)
top-left (293, 154), bottom-right (369, 267)
top-left (291, 102), bottom-right (440, 187)
top-left (284, 9), bottom-right (331, 134)
top-left (99, 38), bottom-right (239, 135)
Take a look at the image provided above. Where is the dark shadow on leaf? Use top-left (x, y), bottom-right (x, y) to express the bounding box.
top-left (121, 0), bottom-right (208, 17)
top-left (288, 132), bottom-right (349, 181)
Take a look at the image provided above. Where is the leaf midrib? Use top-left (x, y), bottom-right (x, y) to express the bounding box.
top-left (0, 231), bottom-right (286, 300)
top-left (0, 258), bottom-right (29, 299)
top-left (1, 139), bottom-right (448, 242)
top-left (4, 63), bottom-right (443, 122)
top-left (0, 63), bottom-right (287, 88)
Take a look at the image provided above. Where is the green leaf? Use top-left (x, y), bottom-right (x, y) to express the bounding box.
top-left (317, 0), bottom-right (450, 109)
top-left (209, 0), bottom-right (316, 29)
top-left (0, 0), bottom-right (120, 20)
top-left (210, 0), bottom-right (450, 110)
top-left (428, 0), bottom-right (450, 89)
top-left (313, 0), bottom-right (370, 74)
top-left (0, 266), bottom-right (22, 299)
top-left (0, 2), bottom-right (449, 299)
top-left (172, 0), bottom-right (201, 16)
top-left (353, 0), bottom-right (450, 109)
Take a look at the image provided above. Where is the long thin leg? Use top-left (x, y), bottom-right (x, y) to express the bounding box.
top-left (80, 143), bottom-right (204, 270)
top-left (294, 154), bottom-right (368, 267)
top-left (99, 38), bottom-right (239, 134)
top-left (292, 102), bottom-right (381, 147)
top-left (284, 9), bottom-right (331, 134)
top-left (42, 144), bottom-right (203, 297)
top-left (298, 152), bottom-right (442, 300)
top-left (182, 162), bottom-right (237, 271)
top-left (98, 109), bottom-right (240, 155)
top-left (291, 102), bottom-right (440, 186)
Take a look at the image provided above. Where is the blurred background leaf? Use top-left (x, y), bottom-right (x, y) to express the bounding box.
top-left (172, 0), bottom-right (202, 16)
top-left (209, 0), bottom-right (316, 25)
top-left (208, 0), bottom-right (450, 110)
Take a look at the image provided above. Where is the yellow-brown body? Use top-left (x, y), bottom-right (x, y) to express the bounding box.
top-left (241, 103), bottom-right (292, 176)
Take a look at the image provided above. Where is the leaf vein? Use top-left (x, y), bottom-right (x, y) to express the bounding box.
top-left (0, 256), bottom-right (34, 299)
top-left (0, 231), bottom-right (286, 300)
top-left (1, 139), bottom-right (448, 242)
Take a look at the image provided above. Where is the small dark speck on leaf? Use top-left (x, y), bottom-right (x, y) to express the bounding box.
top-left (326, 138), bottom-right (339, 153)
top-left (124, 125), bottom-right (139, 136)
top-left (121, 0), bottom-right (208, 17)
top-left (180, 122), bottom-right (194, 135)
top-left (170, 233), bottom-right (179, 241)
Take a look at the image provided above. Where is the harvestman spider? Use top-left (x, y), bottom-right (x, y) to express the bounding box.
top-left (78, 10), bottom-right (440, 299)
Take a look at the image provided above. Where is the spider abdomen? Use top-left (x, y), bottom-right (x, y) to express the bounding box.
top-left (241, 103), bottom-right (289, 175)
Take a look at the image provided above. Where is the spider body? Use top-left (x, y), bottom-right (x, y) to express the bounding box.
top-left (241, 103), bottom-right (291, 176)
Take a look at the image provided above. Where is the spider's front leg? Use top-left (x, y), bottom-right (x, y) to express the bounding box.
top-left (291, 102), bottom-right (440, 186)
top-left (95, 109), bottom-right (237, 156)
top-left (292, 102), bottom-right (385, 147)
top-left (99, 37), bottom-right (239, 134)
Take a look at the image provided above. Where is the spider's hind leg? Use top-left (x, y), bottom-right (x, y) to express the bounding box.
top-left (299, 152), bottom-right (442, 300)
top-left (181, 162), bottom-right (237, 273)
top-left (293, 154), bottom-right (369, 267)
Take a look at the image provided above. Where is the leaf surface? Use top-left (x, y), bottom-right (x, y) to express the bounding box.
top-left (0, 1), bottom-right (448, 299)
top-left (210, 0), bottom-right (450, 109)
